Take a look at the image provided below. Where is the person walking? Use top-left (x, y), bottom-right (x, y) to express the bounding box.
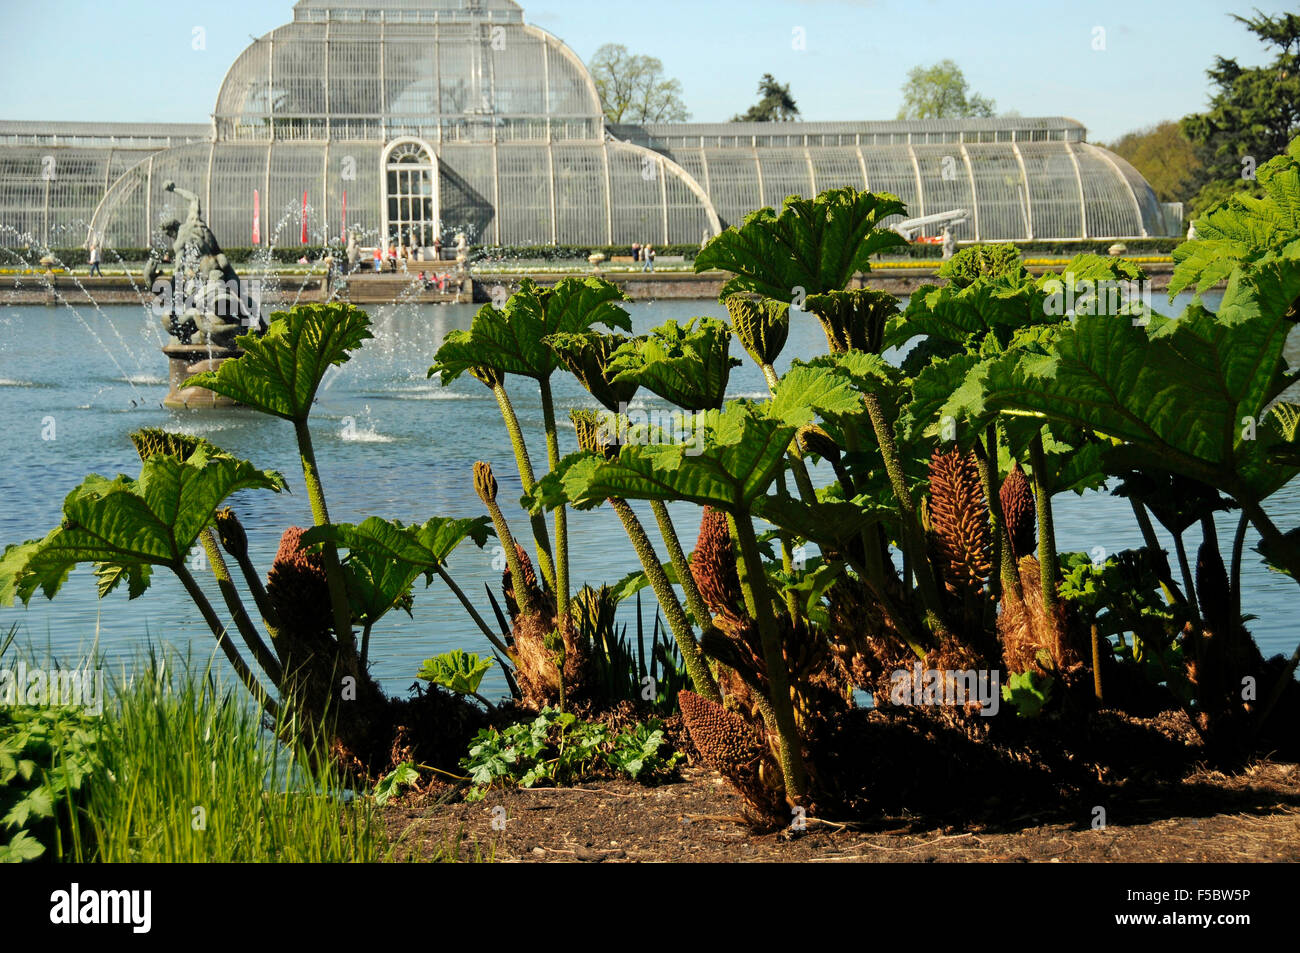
top-left (88, 242), bottom-right (103, 277)
top-left (632, 242), bottom-right (641, 263)
top-left (643, 244), bottom-right (655, 273)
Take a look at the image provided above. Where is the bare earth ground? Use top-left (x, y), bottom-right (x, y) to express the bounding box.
top-left (381, 761), bottom-right (1300, 863)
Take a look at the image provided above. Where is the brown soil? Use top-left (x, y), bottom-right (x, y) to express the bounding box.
top-left (381, 760), bottom-right (1300, 863)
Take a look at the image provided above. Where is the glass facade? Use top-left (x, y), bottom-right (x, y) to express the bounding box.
top-left (0, 0), bottom-right (1170, 251)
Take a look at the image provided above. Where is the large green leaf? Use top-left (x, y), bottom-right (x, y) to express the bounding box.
top-left (0, 447), bottom-right (285, 605)
top-left (529, 402), bottom-right (794, 515)
top-left (302, 515), bottom-right (491, 628)
top-left (970, 251), bottom-right (1300, 500)
top-left (694, 187), bottom-right (909, 299)
top-left (608, 317), bottom-right (739, 411)
top-left (430, 277), bottom-right (630, 384)
top-left (184, 303), bottom-right (373, 422)
top-left (302, 516), bottom-right (492, 580)
top-left (884, 276), bottom-right (1049, 354)
top-left (1171, 137), bottom-right (1300, 296)
top-left (751, 493), bottom-right (891, 551)
top-left (766, 362), bottom-right (863, 427)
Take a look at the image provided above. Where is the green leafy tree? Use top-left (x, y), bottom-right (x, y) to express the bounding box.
top-left (1181, 10), bottom-right (1300, 215)
top-left (589, 43), bottom-right (690, 124)
top-left (731, 74), bottom-right (800, 122)
top-left (897, 60), bottom-right (995, 120)
top-left (1104, 121), bottom-right (1204, 204)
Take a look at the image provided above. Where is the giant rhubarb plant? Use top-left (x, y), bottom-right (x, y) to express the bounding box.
top-left (431, 277), bottom-right (631, 631)
top-left (0, 441), bottom-right (286, 716)
top-left (529, 368), bottom-right (863, 806)
top-left (184, 302), bottom-right (373, 650)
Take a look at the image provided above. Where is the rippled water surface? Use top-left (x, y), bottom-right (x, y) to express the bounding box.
top-left (1, 291), bottom-right (1295, 697)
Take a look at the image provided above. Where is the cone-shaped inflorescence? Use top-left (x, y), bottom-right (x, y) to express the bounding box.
top-left (692, 506), bottom-right (745, 619)
top-left (803, 289), bottom-right (898, 355)
top-left (1000, 461), bottom-right (1037, 562)
top-left (928, 447), bottom-right (992, 594)
top-left (724, 295), bottom-right (790, 368)
top-left (266, 526), bottom-right (333, 638)
top-left (678, 689), bottom-right (783, 822)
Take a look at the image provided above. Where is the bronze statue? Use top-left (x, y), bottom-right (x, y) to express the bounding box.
top-left (151, 181), bottom-right (262, 348)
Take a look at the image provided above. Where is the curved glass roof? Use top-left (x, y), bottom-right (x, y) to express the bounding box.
top-left (0, 1), bottom-right (1176, 249)
top-left (214, 0), bottom-right (601, 142)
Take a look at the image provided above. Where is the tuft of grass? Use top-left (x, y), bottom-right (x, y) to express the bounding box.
top-left (70, 649), bottom-right (394, 863)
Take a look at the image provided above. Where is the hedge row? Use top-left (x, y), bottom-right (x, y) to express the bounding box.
top-left (25, 236), bottom-right (1181, 268)
top-left (469, 243), bottom-right (704, 262)
top-left (891, 237), bottom-right (1182, 259)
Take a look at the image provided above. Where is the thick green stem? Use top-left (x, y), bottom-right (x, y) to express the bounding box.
top-left (492, 381), bottom-right (556, 590)
top-left (862, 392), bottom-right (947, 639)
top-left (1027, 432), bottom-right (1059, 613)
top-left (975, 426), bottom-right (1021, 604)
top-left (1129, 498), bottom-right (1187, 607)
top-left (762, 362), bottom-right (819, 506)
top-left (483, 496), bottom-right (535, 616)
top-left (360, 622), bottom-right (373, 671)
top-left (199, 529), bottom-right (282, 685)
top-left (222, 537), bottom-right (282, 633)
top-left (1173, 532), bottom-right (1199, 621)
top-left (436, 564), bottom-right (512, 658)
top-left (612, 498), bottom-right (720, 703)
top-left (647, 500), bottom-right (723, 701)
top-left (292, 418), bottom-right (355, 652)
top-left (175, 563), bottom-right (279, 721)
top-left (538, 379), bottom-right (569, 625)
top-left (728, 512), bottom-right (808, 804)
top-left (1230, 511), bottom-right (1249, 632)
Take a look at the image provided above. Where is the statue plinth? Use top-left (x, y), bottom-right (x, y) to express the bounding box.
top-left (162, 343), bottom-right (241, 409)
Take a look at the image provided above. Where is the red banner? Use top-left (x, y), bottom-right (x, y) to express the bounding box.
top-left (252, 189), bottom-right (261, 245)
top-left (301, 190), bottom-right (308, 245)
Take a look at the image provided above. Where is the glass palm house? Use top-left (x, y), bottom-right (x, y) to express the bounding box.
top-left (0, 0), bottom-right (1177, 254)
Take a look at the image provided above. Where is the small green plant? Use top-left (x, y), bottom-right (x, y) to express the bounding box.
top-left (0, 706), bottom-right (99, 862)
top-left (460, 708), bottom-right (682, 802)
top-left (416, 650), bottom-right (495, 707)
top-left (1001, 669), bottom-right (1055, 718)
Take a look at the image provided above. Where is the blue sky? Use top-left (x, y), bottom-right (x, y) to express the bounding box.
top-left (0, 0), bottom-right (1292, 142)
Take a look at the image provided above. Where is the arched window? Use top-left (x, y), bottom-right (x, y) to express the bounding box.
top-left (382, 139), bottom-right (438, 250)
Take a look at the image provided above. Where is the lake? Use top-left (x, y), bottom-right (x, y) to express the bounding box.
top-left (1, 290), bottom-right (1296, 698)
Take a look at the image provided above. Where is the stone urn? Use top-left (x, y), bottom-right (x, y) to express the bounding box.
top-left (162, 341), bottom-right (241, 409)
top-left (587, 252), bottom-right (606, 271)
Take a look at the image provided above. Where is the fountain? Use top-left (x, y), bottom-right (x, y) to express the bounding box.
top-left (146, 181), bottom-right (263, 409)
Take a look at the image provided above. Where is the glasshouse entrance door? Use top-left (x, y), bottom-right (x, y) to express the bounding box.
top-left (382, 139), bottom-right (439, 252)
